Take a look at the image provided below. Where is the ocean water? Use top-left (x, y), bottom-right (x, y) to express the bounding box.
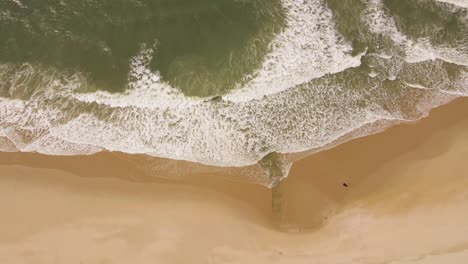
top-left (0, 0), bottom-right (467, 186)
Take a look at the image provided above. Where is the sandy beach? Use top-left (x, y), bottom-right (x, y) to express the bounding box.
top-left (0, 98), bottom-right (467, 264)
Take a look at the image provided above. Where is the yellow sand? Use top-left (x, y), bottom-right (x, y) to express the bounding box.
top-left (0, 98), bottom-right (467, 263)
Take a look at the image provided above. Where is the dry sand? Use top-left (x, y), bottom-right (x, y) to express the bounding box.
top-left (0, 98), bottom-right (467, 264)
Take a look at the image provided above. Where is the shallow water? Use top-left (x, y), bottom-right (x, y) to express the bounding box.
top-left (0, 0), bottom-right (467, 186)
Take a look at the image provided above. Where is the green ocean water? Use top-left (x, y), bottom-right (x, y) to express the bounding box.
top-left (0, 0), bottom-right (467, 185)
top-left (0, 0), bottom-right (285, 96)
top-left (0, 0), bottom-right (466, 97)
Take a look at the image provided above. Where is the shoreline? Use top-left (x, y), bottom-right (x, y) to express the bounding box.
top-left (0, 97), bottom-right (467, 263)
top-left (1, 97), bottom-right (467, 223)
top-left (283, 96), bottom-right (468, 228)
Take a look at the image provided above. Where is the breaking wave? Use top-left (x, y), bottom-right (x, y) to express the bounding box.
top-left (0, 0), bottom-right (467, 186)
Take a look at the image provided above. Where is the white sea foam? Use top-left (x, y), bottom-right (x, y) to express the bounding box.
top-left (9, 0), bottom-right (24, 8)
top-left (1, 59), bottom-right (464, 170)
top-left (402, 82), bottom-right (432, 90)
top-left (362, 0), bottom-right (468, 66)
top-left (0, 0), bottom-right (467, 185)
top-left (75, 0), bottom-right (367, 107)
top-left (435, 0), bottom-right (468, 9)
top-left (75, 43), bottom-right (194, 109)
top-left (224, 0), bottom-right (364, 102)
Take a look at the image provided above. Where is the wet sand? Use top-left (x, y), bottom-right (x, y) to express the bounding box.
top-left (0, 98), bottom-right (467, 263)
